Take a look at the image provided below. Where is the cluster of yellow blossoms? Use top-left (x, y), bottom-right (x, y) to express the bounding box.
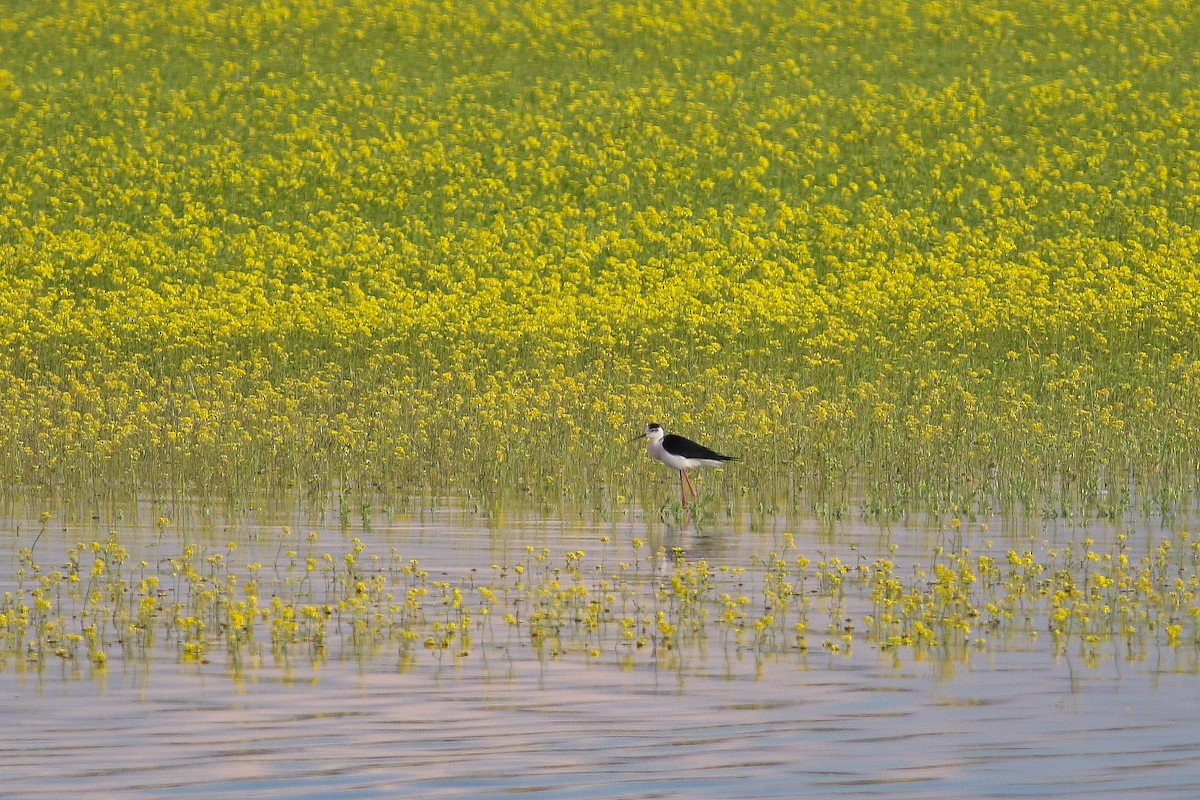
top-left (0, 1), bottom-right (1198, 513)
top-left (6, 530), bottom-right (1199, 675)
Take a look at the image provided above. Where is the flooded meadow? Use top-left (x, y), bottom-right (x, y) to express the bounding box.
top-left (3, 493), bottom-right (1200, 798)
top-left (6, 1), bottom-right (1200, 796)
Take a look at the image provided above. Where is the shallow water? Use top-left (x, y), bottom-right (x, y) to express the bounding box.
top-left (3, 494), bottom-right (1200, 798)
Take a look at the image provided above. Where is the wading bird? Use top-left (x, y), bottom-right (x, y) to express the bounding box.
top-left (632, 422), bottom-right (735, 507)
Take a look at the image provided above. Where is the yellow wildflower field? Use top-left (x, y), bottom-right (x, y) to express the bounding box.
top-left (0, 1), bottom-right (1197, 515)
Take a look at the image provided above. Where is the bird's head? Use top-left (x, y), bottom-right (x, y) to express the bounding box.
top-left (629, 422), bottom-right (665, 443)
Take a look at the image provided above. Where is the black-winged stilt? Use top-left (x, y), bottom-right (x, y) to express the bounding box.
top-left (632, 422), bottom-right (735, 507)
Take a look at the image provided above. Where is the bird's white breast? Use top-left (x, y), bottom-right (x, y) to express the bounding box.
top-left (648, 437), bottom-right (704, 470)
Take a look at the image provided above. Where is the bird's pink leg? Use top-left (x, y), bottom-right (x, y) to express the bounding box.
top-left (683, 471), bottom-right (698, 500)
top-left (679, 470), bottom-right (689, 507)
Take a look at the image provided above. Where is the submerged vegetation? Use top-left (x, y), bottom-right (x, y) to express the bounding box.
top-left (1, 0), bottom-right (1200, 516)
top-left (4, 525), bottom-right (1200, 679)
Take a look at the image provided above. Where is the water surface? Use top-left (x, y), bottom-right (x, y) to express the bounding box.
top-left (2, 494), bottom-right (1198, 798)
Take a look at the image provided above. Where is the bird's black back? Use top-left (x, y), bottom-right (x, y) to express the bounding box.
top-left (662, 433), bottom-right (734, 462)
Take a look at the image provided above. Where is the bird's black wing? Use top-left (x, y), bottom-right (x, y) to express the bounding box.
top-left (662, 433), bottom-right (735, 462)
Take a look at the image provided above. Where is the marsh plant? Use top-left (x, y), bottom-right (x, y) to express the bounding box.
top-left (4, 528), bottom-right (1200, 678)
top-left (0, 1), bottom-right (1199, 517)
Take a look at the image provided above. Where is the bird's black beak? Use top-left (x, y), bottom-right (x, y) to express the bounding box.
top-left (628, 432), bottom-right (647, 443)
